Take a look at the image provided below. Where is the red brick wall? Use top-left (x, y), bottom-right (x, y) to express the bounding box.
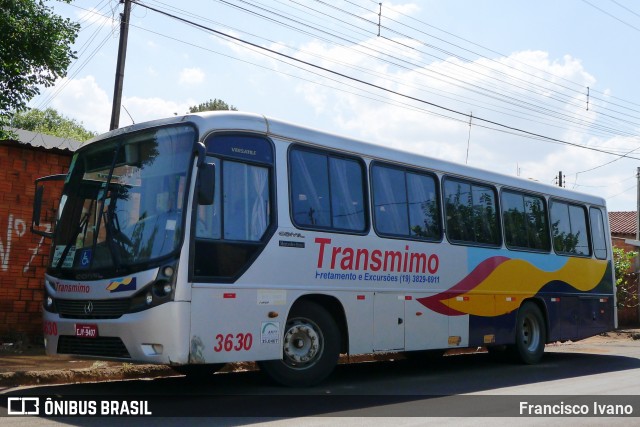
top-left (0, 142), bottom-right (72, 340)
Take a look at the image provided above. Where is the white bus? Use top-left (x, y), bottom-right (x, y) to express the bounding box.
top-left (33, 111), bottom-right (615, 386)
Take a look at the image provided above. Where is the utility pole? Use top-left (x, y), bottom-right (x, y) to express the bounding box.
top-left (109, 0), bottom-right (132, 131)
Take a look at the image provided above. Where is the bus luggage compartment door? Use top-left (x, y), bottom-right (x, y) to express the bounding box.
top-left (373, 293), bottom-right (405, 351)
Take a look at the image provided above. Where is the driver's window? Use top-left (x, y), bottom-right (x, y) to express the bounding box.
top-left (196, 158), bottom-right (270, 242)
top-left (223, 162), bottom-right (269, 241)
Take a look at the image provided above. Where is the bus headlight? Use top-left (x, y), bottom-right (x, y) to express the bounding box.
top-left (153, 280), bottom-right (172, 298)
top-left (42, 288), bottom-right (57, 313)
top-left (129, 262), bottom-right (178, 313)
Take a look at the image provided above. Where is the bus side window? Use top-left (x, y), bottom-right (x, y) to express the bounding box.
top-left (289, 146), bottom-right (366, 233)
top-left (590, 207), bottom-right (608, 259)
top-left (550, 200), bottom-right (591, 256)
top-left (371, 163), bottom-right (441, 240)
top-left (443, 177), bottom-right (500, 246)
top-left (501, 190), bottom-right (550, 252)
top-left (372, 165), bottom-right (408, 235)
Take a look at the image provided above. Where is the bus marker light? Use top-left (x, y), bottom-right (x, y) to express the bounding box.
top-left (268, 311), bottom-right (279, 318)
top-left (551, 297), bottom-right (560, 302)
top-left (416, 312), bottom-right (423, 316)
top-left (448, 336), bottom-right (461, 346)
top-left (223, 293), bottom-right (236, 299)
top-left (405, 296), bottom-right (412, 300)
top-left (145, 292), bottom-right (153, 305)
top-left (356, 295), bottom-right (365, 300)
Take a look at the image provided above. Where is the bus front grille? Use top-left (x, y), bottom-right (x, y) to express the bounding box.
top-left (56, 299), bottom-right (131, 319)
top-left (57, 336), bottom-right (131, 358)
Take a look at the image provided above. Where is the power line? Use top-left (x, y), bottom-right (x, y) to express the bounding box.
top-left (212, 0), bottom-right (640, 140)
top-left (358, 0), bottom-right (640, 113)
top-left (131, 0), bottom-right (640, 161)
top-left (581, 0), bottom-right (640, 32)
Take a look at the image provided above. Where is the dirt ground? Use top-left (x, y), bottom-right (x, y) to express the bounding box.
top-left (0, 329), bottom-right (638, 388)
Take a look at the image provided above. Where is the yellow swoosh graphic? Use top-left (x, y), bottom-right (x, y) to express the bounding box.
top-left (445, 257), bottom-right (609, 317)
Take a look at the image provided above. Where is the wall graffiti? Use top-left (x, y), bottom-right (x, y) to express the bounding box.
top-left (0, 213), bottom-right (50, 273)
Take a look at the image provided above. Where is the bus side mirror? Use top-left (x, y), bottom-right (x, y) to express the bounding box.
top-left (31, 174), bottom-right (67, 238)
top-left (197, 162), bottom-right (215, 205)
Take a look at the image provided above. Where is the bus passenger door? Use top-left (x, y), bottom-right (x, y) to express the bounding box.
top-left (373, 293), bottom-right (405, 351)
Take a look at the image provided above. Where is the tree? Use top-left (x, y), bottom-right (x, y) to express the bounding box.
top-left (12, 108), bottom-right (96, 141)
top-left (0, 0), bottom-right (79, 139)
top-left (188, 98), bottom-right (237, 113)
top-left (613, 247), bottom-right (639, 308)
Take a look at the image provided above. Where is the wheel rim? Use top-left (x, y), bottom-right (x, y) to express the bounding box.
top-left (521, 314), bottom-right (541, 352)
top-left (282, 318), bottom-right (323, 369)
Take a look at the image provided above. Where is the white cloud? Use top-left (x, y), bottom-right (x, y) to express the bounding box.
top-left (288, 38), bottom-right (635, 209)
top-left (119, 96), bottom-right (193, 126)
top-left (39, 76), bottom-right (194, 133)
top-left (179, 67), bottom-right (205, 85)
top-left (47, 75), bottom-right (111, 133)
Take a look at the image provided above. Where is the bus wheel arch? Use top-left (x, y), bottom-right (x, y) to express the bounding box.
top-left (513, 299), bottom-right (548, 364)
top-left (259, 296), bottom-right (344, 387)
top-left (296, 294), bottom-right (349, 354)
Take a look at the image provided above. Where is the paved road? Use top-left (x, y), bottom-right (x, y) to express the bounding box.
top-left (1, 336), bottom-right (640, 425)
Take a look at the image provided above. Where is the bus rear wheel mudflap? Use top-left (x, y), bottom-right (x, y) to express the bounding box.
top-left (259, 300), bottom-right (341, 387)
top-left (513, 301), bottom-right (547, 364)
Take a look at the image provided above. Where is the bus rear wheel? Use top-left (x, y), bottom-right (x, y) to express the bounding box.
top-left (259, 300), bottom-right (340, 387)
top-left (513, 302), bottom-right (546, 364)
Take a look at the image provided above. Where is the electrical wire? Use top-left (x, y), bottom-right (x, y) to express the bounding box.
top-left (131, 0), bottom-right (640, 161)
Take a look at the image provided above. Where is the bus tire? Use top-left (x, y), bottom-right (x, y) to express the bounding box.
top-left (259, 300), bottom-right (340, 387)
top-left (513, 302), bottom-right (546, 364)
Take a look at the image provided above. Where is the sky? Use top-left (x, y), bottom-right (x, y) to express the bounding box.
top-left (30, 0), bottom-right (640, 211)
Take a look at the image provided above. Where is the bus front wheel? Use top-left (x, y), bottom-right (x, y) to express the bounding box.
top-left (259, 300), bottom-right (340, 387)
top-left (513, 302), bottom-right (546, 364)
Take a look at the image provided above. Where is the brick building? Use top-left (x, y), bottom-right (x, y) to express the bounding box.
top-left (0, 129), bottom-right (79, 342)
top-left (609, 211), bottom-right (640, 325)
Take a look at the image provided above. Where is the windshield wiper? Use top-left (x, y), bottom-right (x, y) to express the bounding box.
top-left (53, 208), bottom-right (91, 270)
top-left (102, 193), bottom-right (135, 270)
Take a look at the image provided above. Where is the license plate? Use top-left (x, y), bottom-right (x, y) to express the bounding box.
top-left (75, 324), bottom-right (98, 338)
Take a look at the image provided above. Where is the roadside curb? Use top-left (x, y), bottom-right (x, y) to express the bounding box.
top-left (0, 364), bottom-right (177, 388)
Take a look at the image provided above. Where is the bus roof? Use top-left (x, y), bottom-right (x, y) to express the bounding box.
top-left (85, 111), bottom-right (607, 208)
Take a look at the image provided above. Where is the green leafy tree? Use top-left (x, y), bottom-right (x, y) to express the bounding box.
top-left (188, 98), bottom-right (237, 113)
top-left (12, 108), bottom-right (96, 141)
top-left (0, 0), bottom-right (80, 139)
top-left (613, 247), bottom-right (639, 308)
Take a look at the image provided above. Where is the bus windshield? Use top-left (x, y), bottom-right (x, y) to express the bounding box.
top-left (50, 125), bottom-right (196, 273)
